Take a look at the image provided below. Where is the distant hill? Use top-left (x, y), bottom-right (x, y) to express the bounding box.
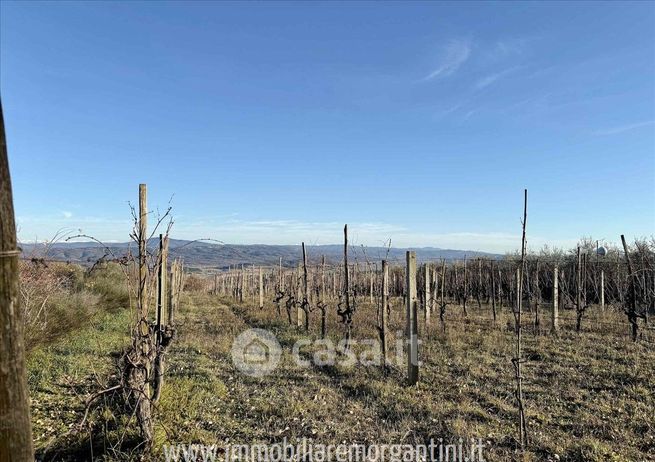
top-left (19, 239), bottom-right (500, 271)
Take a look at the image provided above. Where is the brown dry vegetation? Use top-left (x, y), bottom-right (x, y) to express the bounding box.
top-left (25, 264), bottom-right (655, 461)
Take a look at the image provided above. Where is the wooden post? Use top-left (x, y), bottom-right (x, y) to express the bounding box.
top-left (157, 234), bottom-right (168, 339)
top-left (424, 263), bottom-right (430, 326)
top-left (296, 263), bottom-right (303, 328)
top-left (0, 98), bottom-right (35, 461)
top-left (406, 251), bottom-right (419, 385)
top-left (301, 243), bottom-right (309, 330)
top-left (440, 259), bottom-right (446, 329)
top-left (552, 266), bottom-right (559, 332)
top-left (381, 260), bottom-right (389, 368)
top-left (369, 263), bottom-right (374, 304)
top-left (138, 184), bottom-right (148, 333)
top-left (344, 225), bottom-right (350, 309)
top-left (600, 269), bottom-right (605, 311)
top-left (516, 266), bottom-right (520, 312)
top-left (321, 255), bottom-right (327, 338)
top-left (168, 261), bottom-right (176, 324)
top-left (621, 235), bottom-right (639, 341)
top-left (343, 225), bottom-right (352, 349)
top-left (515, 189), bottom-right (529, 448)
top-left (534, 260), bottom-right (540, 328)
top-left (132, 183), bottom-right (154, 443)
top-left (239, 265), bottom-right (244, 303)
top-left (576, 246), bottom-right (582, 332)
top-left (477, 258), bottom-right (483, 309)
top-left (258, 266), bottom-right (263, 309)
top-left (463, 257), bottom-right (468, 316)
top-left (491, 260), bottom-right (497, 323)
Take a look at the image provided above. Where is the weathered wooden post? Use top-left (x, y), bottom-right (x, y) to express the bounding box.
top-left (296, 263), bottom-right (303, 328)
top-left (600, 269), bottom-right (605, 311)
top-left (491, 260), bottom-right (497, 323)
top-left (406, 251), bottom-right (419, 385)
top-left (552, 266), bottom-right (559, 332)
top-left (168, 261), bottom-right (176, 324)
top-left (380, 260), bottom-right (389, 368)
top-left (576, 246), bottom-right (582, 331)
top-left (0, 99), bottom-right (35, 462)
top-left (621, 235), bottom-right (639, 341)
top-left (424, 263), bottom-right (431, 326)
top-left (320, 255), bottom-right (327, 338)
top-left (239, 265), bottom-right (244, 303)
top-left (515, 189), bottom-right (529, 449)
top-left (127, 183), bottom-right (154, 444)
top-left (477, 258), bottom-right (483, 309)
top-left (369, 262), bottom-right (374, 304)
top-left (157, 234), bottom-right (168, 337)
top-left (343, 225), bottom-right (353, 350)
top-left (515, 266), bottom-right (521, 312)
top-left (440, 259), bottom-right (446, 330)
top-left (301, 243), bottom-right (310, 330)
top-left (259, 266), bottom-right (263, 309)
top-left (138, 184), bottom-right (148, 332)
top-left (534, 260), bottom-right (540, 328)
top-left (463, 257), bottom-right (468, 316)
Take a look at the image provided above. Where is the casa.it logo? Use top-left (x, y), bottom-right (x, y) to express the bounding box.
top-left (230, 328), bottom-right (282, 377)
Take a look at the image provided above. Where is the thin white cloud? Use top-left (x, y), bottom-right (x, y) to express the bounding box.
top-left (61, 211), bottom-right (73, 219)
top-left (421, 39), bottom-right (471, 81)
top-left (474, 66), bottom-right (521, 90)
top-left (593, 120), bottom-right (655, 136)
top-left (492, 38), bottom-right (530, 58)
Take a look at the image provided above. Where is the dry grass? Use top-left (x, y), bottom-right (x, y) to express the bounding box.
top-left (26, 282), bottom-right (654, 461)
top-left (152, 293), bottom-right (654, 461)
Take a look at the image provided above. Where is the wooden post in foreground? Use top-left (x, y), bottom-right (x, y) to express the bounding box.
top-left (0, 98), bottom-right (35, 462)
top-left (380, 260), bottom-right (389, 368)
top-left (552, 266), bottom-right (559, 332)
top-left (406, 251), bottom-right (419, 385)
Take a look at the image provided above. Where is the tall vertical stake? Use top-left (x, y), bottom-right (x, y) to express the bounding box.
top-left (157, 234), bottom-right (168, 340)
top-left (515, 188), bottom-right (529, 448)
top-left (552, 266), bottom-right (559, 332)
top-left (381, 260), bottom-right (389, 369)
top-left (424, 263), bottom-right (431, 326)
top-left (0, 96), bottom-right (35, 461)
top-left (343, 225), bottom-right (352, 349)
top-left (491, 260), bottom-right (497, 323)
top-left (138, 184), bottom-right (148, 335)
top-left (600, 270), bottom-right (605, 311)
top-left (259, 266), bottom-right (263, 309)
top-left (406, 251), bottom-right (419, 385)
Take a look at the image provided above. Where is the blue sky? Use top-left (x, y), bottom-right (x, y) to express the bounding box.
top-left (1, 1), bottom-right (654, 252)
